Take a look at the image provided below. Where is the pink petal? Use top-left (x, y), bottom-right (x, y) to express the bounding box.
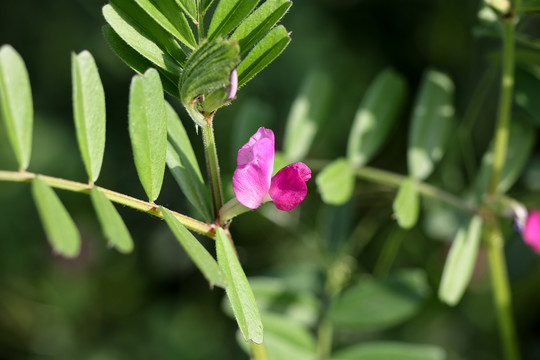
top-left (232, 127), bottom-right (275, 209)
top-left (523, 209), bottom-right (540, 254)
top-left (269, 162), bottom-right (311, 211)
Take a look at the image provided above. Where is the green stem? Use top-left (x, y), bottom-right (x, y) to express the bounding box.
top-left (196, 0), bottom-right (205, 43)
top-left (485, 15), bottom-right (520, 360)
top-left (201, 118), bottom-right (224, 222)
top-left (250, 341), bottom-right (268, 360)
top-left (0, 170), bottom-right (215, 238)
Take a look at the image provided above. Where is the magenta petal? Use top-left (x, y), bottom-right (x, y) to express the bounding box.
top-left (523, 209), bottom-right (540, 254)
top-left (269, 162), bottom-right (312, 211)
top-left (232, 127), bottom-right (275, 209)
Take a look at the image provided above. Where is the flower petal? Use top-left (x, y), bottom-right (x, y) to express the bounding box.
top-left (269, 162), bottom-right (311, 211)
top-left (523, 209), bottom-right (540, 254)
top-left (232, 127), bottom-right (275, 209)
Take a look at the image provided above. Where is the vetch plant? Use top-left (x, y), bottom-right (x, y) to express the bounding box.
top-left (2, 0), bottom-right (540, 359)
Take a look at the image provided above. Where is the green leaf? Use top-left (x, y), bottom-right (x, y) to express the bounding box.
top-left (347, 69), bottom-right (407, 168)
top-left (473, 120), bottom-right (536, 198)
top-left (207, 0), bottom-right (259, 40)
top-left (332, 342), bottom-right (446, 360)
top-left (259, 313), bottom-right (316, 360)
top-left (31, 177), bottom-right (81, 258)
top-left (129, 68), bottom-right (167, 202)
top-left (102, 26), bottom-right (180, 97)
top-left (514, 67), bottom-right (540, 126)
top-left (175, 0), bottom-right (197, 21)
top-left (0, 45), bottom-right (33, 170)
top-left (165, 102), bottom-right (212, 221)
top-left (519, 0), bottom-right (540, 12)
top-left (133, 0), bottom-right (196, 49)
top-left (393, 178), bottom-right (419, 229)
top-left (161, 207), bottom-right (225, 287)
top-left (316, 158), bottom-right (355, 205)
top-left (408, 69), bottom-right (454, 181)
top-left (216, 227), bottom-right (263, 343)
top-left (90, 187), bottom-right (134, 253)
top-left (71, 51), bottom-right (106, 183)
top-left (438, 215), bottom-right (483, 306)
top-left (237, 25), bottom-right (290, 86)
top-left (230, 0), bottom-right (291, 54)
top-left (283, 70), bottom-right (332, 162)
top-left (330, 269), bottom-right (429, 331)
top-left (202, 0), bottom-right (216, 12)
top-left (103, 3), bottom-right (184, 74)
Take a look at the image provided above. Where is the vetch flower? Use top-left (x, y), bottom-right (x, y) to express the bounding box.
top-left (232, 127), bottom-right (311, 211)
top-left (522, 209), bottom-right (540, 254)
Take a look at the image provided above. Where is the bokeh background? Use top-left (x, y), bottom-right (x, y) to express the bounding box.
top-left (1, 0), bottom-right (540, 359)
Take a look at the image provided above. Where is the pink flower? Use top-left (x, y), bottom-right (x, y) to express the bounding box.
top-left (232, 127), bottom-right (311, 211)
top-left (523, 209), bottom-right (540, 254)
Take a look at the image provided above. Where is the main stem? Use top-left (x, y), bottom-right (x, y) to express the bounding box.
top-left (201, 117), bottom-right (224, 223)
top-left (250, 341), bottom-right (268, 360)
top-left (486, 14), bottom-right (520, 360)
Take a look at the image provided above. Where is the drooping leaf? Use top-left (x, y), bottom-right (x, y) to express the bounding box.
top-left (31, 177), bottom-right (81, 258)
top-left (408, 69), bottom-right (454, 181)
top-left (161, 207), bottom-right (225, 287)
top-left (330, 269), bottom-right (429, 331)
top-left (71, 51), bottom-right (106, 183)
top-left (438, 215), bottom-right (483, 306)
top-left (283, 70), bottom-right (332, 162)
top-left (473, 120), bottom-right (536, 198)
top-left (103, 3), bottom-right (184, 74)
top-left (347, 69), bottom-right (407, 168)
top-left (237, 25), bottom-right (290, 86)
top-left (316, 158), bottom-right (355, 205)
top-left (165, 102), bottom-right (212, 221)
top-left (0, 45), bottom-right (33, 170)
top-left (230, 0), bottom-right (291, 54)
top-left (90, 187), bottom-right (134, 253)
top-left (133, 0), bottom-right (196, 49)
top-left (393, 178), bottom-right (419, 229)
top-left (128, 68), bottom-right (167, 202)
top-left (207, 0), bottom-right (259, 40)
top-left (331, 342), bottom-right (446, 360)
top-left (216, 227), bottom-right (263, 343)
top-left (102, 26), bottom-right (180, 97)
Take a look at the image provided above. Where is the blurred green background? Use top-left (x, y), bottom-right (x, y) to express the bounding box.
top-left (1, 0), bottom-right (540, 359)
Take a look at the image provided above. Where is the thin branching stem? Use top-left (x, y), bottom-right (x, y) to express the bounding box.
top-left (202, 116), bottom-right (224, 223)
top-left (0, 170), bottom-right (215, 238)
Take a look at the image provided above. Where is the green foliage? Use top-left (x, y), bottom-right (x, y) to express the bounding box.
top-left (393, 178), bottom-right (420, 229)
top-left (407, 69), bottom-right (454, 181)
top-left (161, 207), bottom-right (225, 287)
top-left (331, 342), bottom-right (446, 360)
top-left (0, 45), bottom-right (33, 171)
top-left (347, 69), bottom-right (407, 168)
top-left (71, 51), bottom-right (106, 184)
top-left (259, 313), bottom-right (316, 360)
top-left (31, 177), bottom-right (81, 258)
top-left (208, 0), bottom-right (259, 41)
top-left (128, 68), bottom-right (167, 202)
top-left (438, 216), bottom-right (483, 306)
top-left (316, 158), bottom-right (355, 205)
top-left (216, 227), bottom-right (263, 344)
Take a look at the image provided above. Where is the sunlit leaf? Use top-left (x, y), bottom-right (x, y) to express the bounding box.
top-left (283, 70), bottom-right (332, 162)
top-left (102, 26), bottom-right (180, 97)
top-left (393, 178), bottom-right (419, 229)
top-left (90, 187), bottom-right (133, 253)
top-left (32, 177), bottom-right (81, 258)
top-left (237, 25), bottom-right (290, 86)
top-left (133, 0), bottom-right (196, 49)
top-left (166, 102), bottom-right (212, 221)
top-left (316, 158), bottom-right (355, 205)
top-left (0, 45), bottom-right (33, 170)
top-left (438, 215), bottom-right (483, 306)
top-left (408, 69), bottom-right (454, 181)
top-left (216, 227), bottom-right (263, 343)
top-left (330, 269), bottom-right (429, 331)
top-left (161, 207), bottom-right (225, 287)
top-left (332, 342), bottom-right (446, 360)
top-left (71, 51), bottom-right (106, 183)
top-left (230, 0), bottom-right (291, 54)
top-left (207, 0), bottom-right (259, 40)
top-left (347, 69), bottom-right (407, 168)
top-left (129, 68), bottom-right (167, 202)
